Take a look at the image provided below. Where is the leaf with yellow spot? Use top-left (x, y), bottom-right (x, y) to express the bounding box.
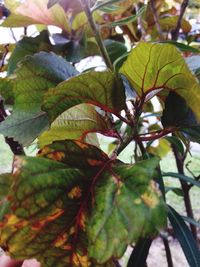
top-left (0, 156), bottom-right (92, 267)
top-left (87, 157), bottom-right (166, 263)
top-left (38, 140), bottom-right (109, 169)
top-left (0, 145), bottom-right (166, 266)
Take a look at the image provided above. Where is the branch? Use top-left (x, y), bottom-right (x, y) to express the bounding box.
top-left (150, 0), bottom-right (163, 40)
top-left (171, 0), bottom-right (189, 41)
top-left (137, 128), bottom-right (174, 142)
top-left (171, 140), bottom-right (197, 240)
top-left (0, 44), bottom-right (9, 71)
top-left (79, 0), bottom-right (113, 70)
top-left (161, 234), bottom-right (174, 267)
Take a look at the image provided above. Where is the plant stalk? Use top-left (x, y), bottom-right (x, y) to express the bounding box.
top-left (162, 236), bottom-right (174, 267)
top-left (172, 144), bottom-right (197, 240)
top-left (171, 0), bottom-right (189, 41)
top-left (150, 0), bottom-right (163, 40)
top-left (80, 0), bottom-right (114, 70)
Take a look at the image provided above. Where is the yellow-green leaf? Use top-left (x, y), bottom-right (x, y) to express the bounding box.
top-left (120, 43), bottom-right (200, 121)
top-left (38, 104), bottom-right (110, 148)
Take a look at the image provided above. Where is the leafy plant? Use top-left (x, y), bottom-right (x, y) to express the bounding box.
top-left (0, 0), bottom-right (200, 266)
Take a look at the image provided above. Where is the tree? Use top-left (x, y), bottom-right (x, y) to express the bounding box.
top-left (0, 0), bottom-right (199, 266)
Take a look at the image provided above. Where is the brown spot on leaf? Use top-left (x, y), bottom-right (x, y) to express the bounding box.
top-left (72, 253), bottom-right (91, 267)
top-left (87, 159), bottom-right (103, 166)
top-left (74, 141), bottom-right (88, 149)
top-left (68, 186), bottom-right (82, 199)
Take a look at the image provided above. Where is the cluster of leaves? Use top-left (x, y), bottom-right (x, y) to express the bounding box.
top-left (0, 0), bottom-right (200, 266)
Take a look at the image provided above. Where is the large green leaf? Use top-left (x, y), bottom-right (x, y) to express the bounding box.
top-left (87, 157), bottom-right (166, 263)
top-left (2, 0), bottom-right (71, 33)
top-left (168, 205), bottom-right (200, 267)
top-left (120, 43), bottom-right (200, 121)
top-left (0, 52), bottom-right (78, 145)
top-left (7, 30), bottom-right (54, 75)
top-left (42, 71), bottom-right (126, 122)
top-left (38, 104), bottom-right (110, 148)
top-left (0, 78), bottom-right (14, 104)
top-left (0, 142), bottom-right (165, 266)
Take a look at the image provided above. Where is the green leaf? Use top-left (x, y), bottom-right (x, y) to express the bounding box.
top-left (38, 104), bottom-right (110, 148)
top-left (104, 39), bottom-right (127, 64)
top-left (87, 157), bottom-right (166, 263)
top-left (42, 71), bottom-right (126, 122)
top-left (161, 92), bottom-right (197, 128)
top-left (127, 238), bottom-right (152, 267)
top-left (160, 41), bottom-right (200, 54)
top-left (159, 16), bottom-right (191, 33)
top-left (0, 111), bottom-right (49, 146)
top-left (92, 0), bottom-right (125, 12)
top-left (13, 52), bottom-right (78, 112)
top-left (163, 172), bottom-right (200, 187)
top-left (165, 187), bottom-right (184, 197)
top-left (100, 4), bottom-right (122, 13)
top-left (164, 136), bottom-right (184, 155)
top-left (0, 52), bottom-right (78, 145)
top-left (182, 126), bottom-right (200, 143)
top-left (120, 43), bottom-right (200, 121)
top-left (168, 205), bottom-right (200, 267)
top-left (7, 30), bottom-right (54, 75)
top-left (0, 78), bottom-right (14, 104)
top-left (114, 53), bottom-right (129, 72)
top-left (161, 92), bottom-right (200, 143)
top-left (1, 13), bottom-right (38, 28)
top-left (147, 139), bottom-right (171, 158)
top-left (105, 5), bottom-right (146, 27)
top-left (182, 216), bottom-right (200, 228)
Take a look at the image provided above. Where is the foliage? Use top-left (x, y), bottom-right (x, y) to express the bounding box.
top-left (0, 0), bottom-right (200, 267)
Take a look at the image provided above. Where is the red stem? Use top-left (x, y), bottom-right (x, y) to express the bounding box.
top-left (137, 128), bottom-right (175, 141)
